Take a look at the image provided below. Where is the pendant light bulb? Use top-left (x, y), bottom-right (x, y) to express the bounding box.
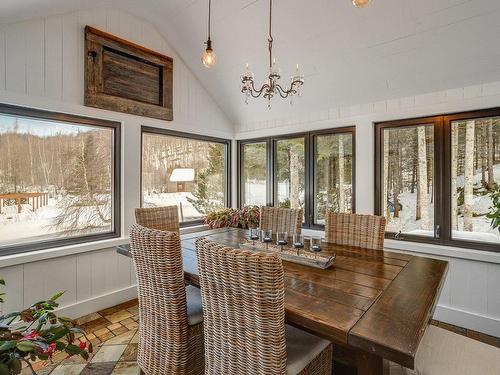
top-left (202, 40), bottom-right (217, 68)
top-left (202, 0), bottom-right (216, 68)
top-left (352, 0), bottom-right (372, 8)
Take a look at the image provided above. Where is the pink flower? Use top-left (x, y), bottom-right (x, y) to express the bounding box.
top-left (22, 331), bottom-right (40, 341)
top-left (43, 343), bottom-right (57, 358)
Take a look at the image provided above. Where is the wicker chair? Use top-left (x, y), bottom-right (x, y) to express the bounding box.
top-left (196, 238), bottom-right (332, 375)
top-left (129, 224), bottom-right (204, 375)
top-left (325, 212), bottom-right (386, 250)
top-left (135, 206), bottom-right (180, 233)
top-left (259, 206), bottom-right (303, 236)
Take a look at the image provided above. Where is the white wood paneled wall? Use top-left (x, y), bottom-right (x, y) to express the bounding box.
top-left (0, 8), bottom-right (232, 135)
top-left (0, 7), bottom-right (232, 318)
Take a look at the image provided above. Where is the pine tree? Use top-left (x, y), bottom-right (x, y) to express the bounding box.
top-left (187, 143), bottom-right (225, 215)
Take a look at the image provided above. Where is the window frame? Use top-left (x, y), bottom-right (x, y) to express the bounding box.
top-left (141, 126), bottom-right (232, 227)
top-left (237, 126), bottom-right (356, 229)
top-left (374, 107), bottom-right (500, 253)
top-left (0, 103), bottom-right (121, 257)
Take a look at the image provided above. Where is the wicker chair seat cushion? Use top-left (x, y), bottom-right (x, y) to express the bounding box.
top-left (186, 285), bottom-right (203, 326)
top-left (285, 324), bottom-right (331, 374)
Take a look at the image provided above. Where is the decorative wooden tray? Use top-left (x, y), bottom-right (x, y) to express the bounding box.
top-left (239, 240), bottom-right (336, 269)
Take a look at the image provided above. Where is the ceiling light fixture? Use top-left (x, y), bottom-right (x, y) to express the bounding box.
top-left (201, 0), bottom-right (216, 68)
top-left (352, 0), bottom-right (372, 8)
top-left (240, 0), bottom-right (304, 108)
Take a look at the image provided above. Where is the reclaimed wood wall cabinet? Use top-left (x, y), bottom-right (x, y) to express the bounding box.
top-left (84, 26), bottom-right (173, 121)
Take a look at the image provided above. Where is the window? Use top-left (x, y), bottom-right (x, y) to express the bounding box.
top-left (375, 108), bottom-right (500, 251)
top-left (141, 127), bottom-right (230, 225)
top-left (0, 104), bottom-right (120, 255)
top-left (275, 138), bottom-right (305, 210)
top-left (450, 116), bottom-right (499, 244)
top-left (238, 127), bottom-right (355, 228)
top-left (241, 141), bottom-right (267, 206)
top-left (314, 132), bottom-right (354, 225)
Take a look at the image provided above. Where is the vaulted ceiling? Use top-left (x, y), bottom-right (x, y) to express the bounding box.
top-left (2, 0), bottom-right (500, 126)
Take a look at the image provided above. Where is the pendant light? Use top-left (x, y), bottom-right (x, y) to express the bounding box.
top-left (201, 0), bottom-right (216, 68)
top-left (352, 0), bottom-right (372, 8)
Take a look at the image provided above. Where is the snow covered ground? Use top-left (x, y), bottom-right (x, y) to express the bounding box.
top-left (387, 165), bottom-right (500, 244)
top-left (0, 198), bottom-right (111, 247)
top-left (143, 192), bottom-right (203, 222)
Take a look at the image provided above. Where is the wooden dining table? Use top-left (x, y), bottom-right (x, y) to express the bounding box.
top-left (117, 227), bottom-right (448, 375)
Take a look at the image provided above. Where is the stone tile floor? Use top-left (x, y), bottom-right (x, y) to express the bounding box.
top-left (26, 300), bottom-right (140, 375)
top-left (26, 299), bottom-right (500, 374)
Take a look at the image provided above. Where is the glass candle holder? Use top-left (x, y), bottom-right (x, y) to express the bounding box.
top-left (310, 236), bottom-right (322, 253)
top-left (292, 234), bottom-right (304, 249)
top-left (249, 227), bottom-right (260, 244)
top-left (261, 229), bottom-right (273, 243)
top-left (276, 231), bottom-right (288, 248)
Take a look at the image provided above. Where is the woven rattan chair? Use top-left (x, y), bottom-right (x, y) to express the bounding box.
top-left (129, 224), bottom-right (204, 375)
top-left (196, 238), bottom-right (332, 375)
top-left (325, 212), bottom-right (386, 250)
top-left (135, 205), bottom-right (180, 233)
top-left (259, 206), bottom-right (303, 236)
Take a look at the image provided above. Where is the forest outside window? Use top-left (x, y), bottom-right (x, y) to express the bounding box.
top-left (141, 127), bottom-right (230, 225)
top-left (0, 104), bottom-right (121, 256)
top-left (314, 132), bottom-right (354, 225)
top-left (238, 127), bottom-right (355, 228)
top-left (241, 141), bottom-right (267, 206)
top-left (375, 108), bottom-right (500, 251)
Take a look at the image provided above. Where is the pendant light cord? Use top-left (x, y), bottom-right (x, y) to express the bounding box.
top-left (268, 0), bottom-right (273, 69)
top-left (208, 0), bottom-right (212, 42)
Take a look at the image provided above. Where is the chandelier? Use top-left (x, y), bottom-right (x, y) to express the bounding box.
top-left (240, 0), bottom-right (304, 108)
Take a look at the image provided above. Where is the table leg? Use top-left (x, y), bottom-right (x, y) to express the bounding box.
top-left (356, 350), bottom-right (389, 375)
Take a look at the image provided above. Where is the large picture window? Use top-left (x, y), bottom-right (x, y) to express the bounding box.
top-left (238, 127), bottom-right (355, 228)
top-left (0, 104), bottom-right (121, 255)
top-left (241, 141), bottom-right (267, 206)
top-left (141, 127), bottom-right (230, 225)
top-left (375, 108), bottom-right (500, 251)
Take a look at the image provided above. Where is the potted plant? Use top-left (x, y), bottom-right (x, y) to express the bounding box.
top-left (0, 279), bottom-right (92, 374)
top-left (204, 206), bottom-right (260, 230)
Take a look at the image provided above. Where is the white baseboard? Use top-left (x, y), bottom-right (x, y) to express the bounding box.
top-left (434, 304), bottom-right (500, 338)
top-left (57, 285), bottom-right (138, 320)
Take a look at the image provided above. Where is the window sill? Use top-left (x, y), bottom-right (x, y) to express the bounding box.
top-left (0, 225), bottom-right (210, 268)
top-left (0, 237), bottom-right (129, 268)
top-left (384, 239), bottom-right (500, 264)
top-left (302, 228), bottom-right (500, 264)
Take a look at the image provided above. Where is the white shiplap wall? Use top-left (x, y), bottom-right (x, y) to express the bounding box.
top-left (0, 8), bottom-right (233, 318)
top-left (238, 83), bottom-right (500, 338)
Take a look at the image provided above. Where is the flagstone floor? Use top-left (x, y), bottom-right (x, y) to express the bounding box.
top-left (27, 299), bottom-right (500, 375)
top-left (27, 300), bottom-right (140, 375)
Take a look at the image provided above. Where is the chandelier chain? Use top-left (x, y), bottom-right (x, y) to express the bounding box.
top-left (240, 0), bottom-right (304, 107)
top-left (268, 0), bottom-right (273, 69)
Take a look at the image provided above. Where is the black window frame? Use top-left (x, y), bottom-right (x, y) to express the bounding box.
top-left (237, 126), bottom-right (356, 229)
top-left (0, 103), bottom-right (121, 257)
top-left (374, 107), bottom-right (500, 253)
top-left (141, 126), bottom-right (232, 227)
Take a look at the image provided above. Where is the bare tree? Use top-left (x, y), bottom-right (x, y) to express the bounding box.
top-left (487, 119), bottom-right (494, 188)
top-left (417, 126), bottom-right (430, 230)
top-left (451, 125), bottom-right (459, 230)
top-left (383, 131), bottom-right (390, 219)
top-left (338, 134), bottom-right (345, 212)
top-left (463, 120), bottom-right (475, 231)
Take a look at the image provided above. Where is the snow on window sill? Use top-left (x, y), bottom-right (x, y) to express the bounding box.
top-left (302, 228), bottom-right (500, 264)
